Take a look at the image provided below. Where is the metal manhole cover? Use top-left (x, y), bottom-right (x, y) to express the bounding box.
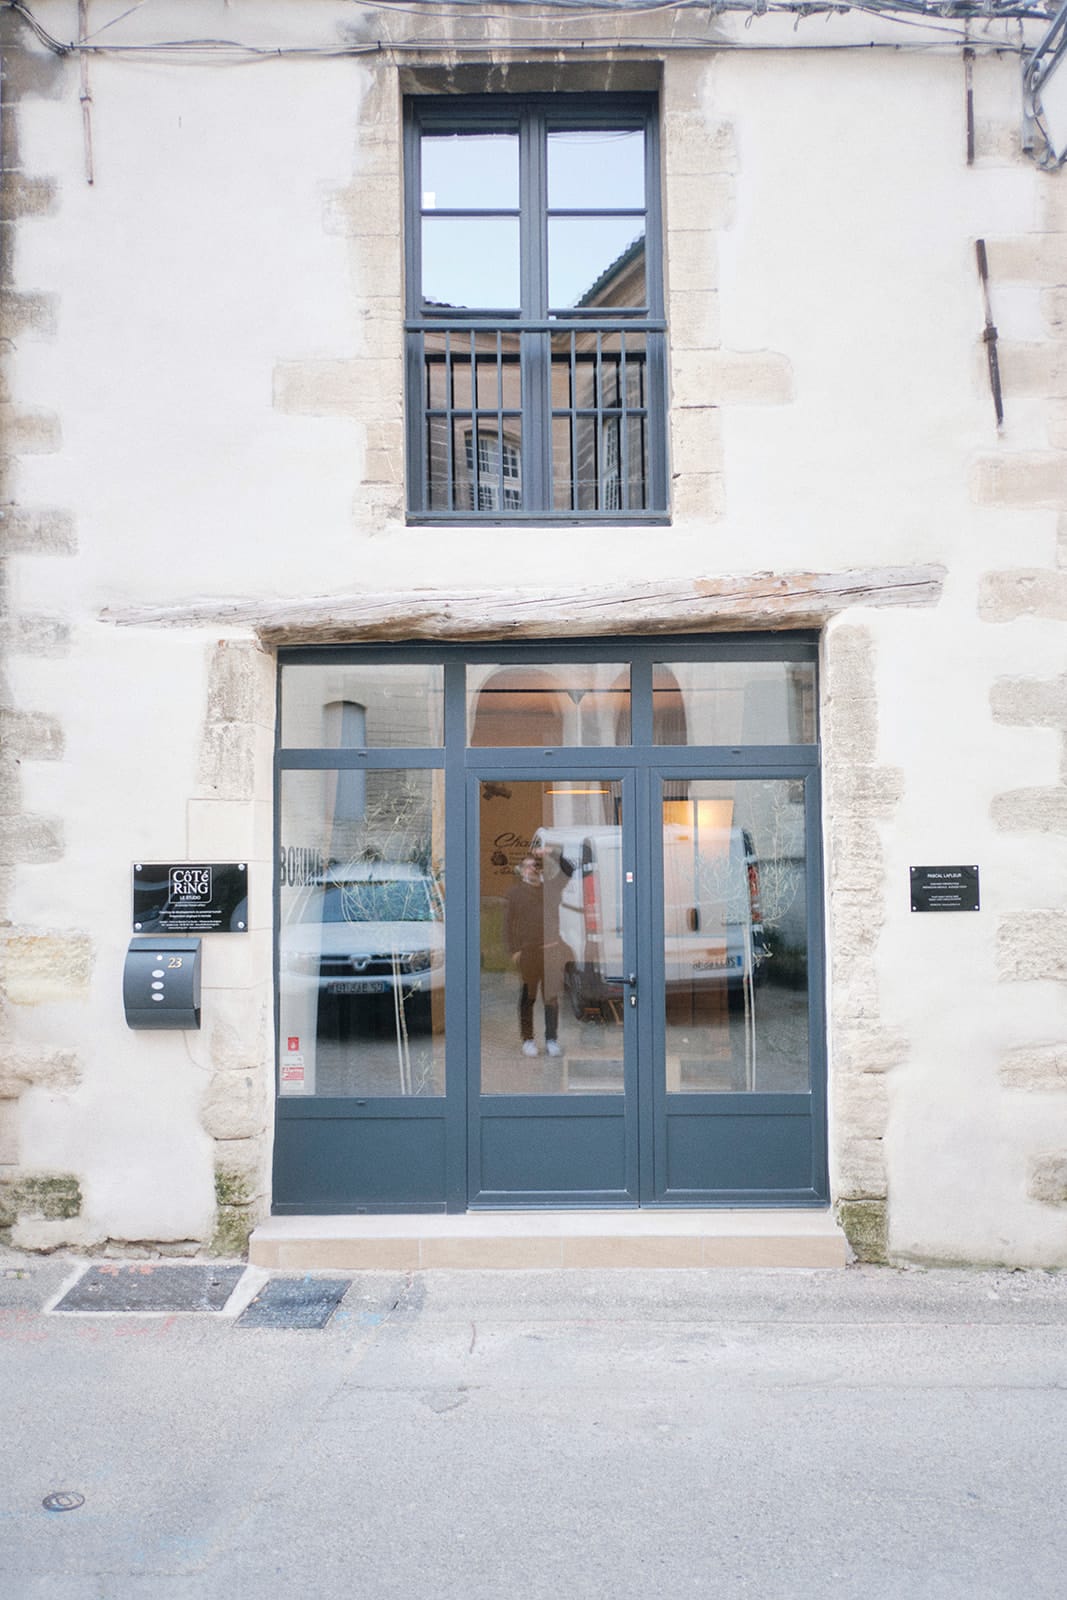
top-left (54, 1264), bottom-right (244, 1314)
top-left (237, 1277), bottom-right (351, 1330)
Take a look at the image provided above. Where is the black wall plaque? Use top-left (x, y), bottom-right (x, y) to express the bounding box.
top-left (910, 865), bottom-right (980, 913)
top-left (133, 863), bottom-right (248, 933)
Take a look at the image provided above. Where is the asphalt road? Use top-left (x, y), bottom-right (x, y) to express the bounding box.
top-left (2, 1252), bottom-right (1066, 1599)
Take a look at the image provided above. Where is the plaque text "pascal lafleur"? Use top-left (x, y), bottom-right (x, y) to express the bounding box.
top-left (910, 865), bottom-right (980, 914)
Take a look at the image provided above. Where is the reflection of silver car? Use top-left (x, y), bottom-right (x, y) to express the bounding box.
top-left (535, 824), bottom-right (766, 1021)
top-left (280, 864), bottom-right (444, 1026)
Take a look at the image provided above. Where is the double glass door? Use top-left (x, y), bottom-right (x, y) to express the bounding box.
top-left (472, 769), bottom-right (820, 1205)
top-left (273, 641), bottom-right (826, 1213)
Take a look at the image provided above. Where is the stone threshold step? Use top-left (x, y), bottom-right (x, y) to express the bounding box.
top-left (250, 1210), bottom-right (848, 1270)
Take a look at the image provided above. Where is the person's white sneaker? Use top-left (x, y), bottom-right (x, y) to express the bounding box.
top-left (522, 1040), bottom-right (538, 1057)
top-left (545, 1040), bottom-right (563, 1057)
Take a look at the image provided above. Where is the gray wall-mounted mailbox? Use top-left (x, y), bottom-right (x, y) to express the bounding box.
top-left (123, 937), bottom-right (202, 1029)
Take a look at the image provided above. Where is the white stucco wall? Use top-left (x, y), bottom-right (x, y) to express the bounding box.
top-left (2, 0), bottom-right (1064, 1261)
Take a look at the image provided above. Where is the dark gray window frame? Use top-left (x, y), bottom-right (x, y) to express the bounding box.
top-left (272, 635), bottom-right (827, 1214)
top-left (404, 93), bottom-right (669, 524)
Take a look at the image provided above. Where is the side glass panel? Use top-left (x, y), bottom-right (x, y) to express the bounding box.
top-left (479, 778), bottom-right (624, 1095)
top-left (278, 769), bottom-right (446, 1097)
top-left (280, 664), bottom-right (445, 748)
top-left (653, 662), bottom-right (817, 745)
top-left (468, 664), bottom-right (630, 746)
top-left (661, 779), bottom-right (809, 1093)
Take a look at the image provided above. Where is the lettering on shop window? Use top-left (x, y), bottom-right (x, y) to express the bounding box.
top-left (278, 846), bottom-right (328, 887)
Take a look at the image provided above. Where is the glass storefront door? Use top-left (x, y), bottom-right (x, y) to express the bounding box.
top-left (273, 639), bottom-right (825, 1213)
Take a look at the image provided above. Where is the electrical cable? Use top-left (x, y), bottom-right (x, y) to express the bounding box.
top-left (2, 0), bottom-right (1058, 61)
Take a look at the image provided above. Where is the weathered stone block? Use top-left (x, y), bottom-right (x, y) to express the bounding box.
top-left (0, 934), bottom-right (92, 1003)
top-left (833, 1074), bottom-right (890, 1141)
top-left (1040, 180), bottom-right (1067, 234)
top-left (836, 1197), bottom-right (888, 1261)
top-left (209, 1010), bottom-right (269, 1075)
top-left (972, 121), bottom-right (1023, 164)
top-left (673, 349), bottom-right (793, 408)
top-left (6, 1172), bottom-right (82, 1220)
top-left (0, 507), bottom-right (75, 554)
top-left (664, 230), bottom-right (719, 294)
top-left (211, 1164), bottom-right (264, 1257)
top-left (1044, 286), bottom-right (1067, 336)
top-left (0, 175), bottom-right (57, 219)
top-left (997, 342), bottom-right (1067, 400)
top-left (1048, 402), bottom-right (1067, 452)
top-left (0, 406), bottom-right (61, 453)
top-left (323, 175), bottom-right (404, 238)
top-left (986, 237), bottom-right (1067, 285)
top-left (990, 672), bottom-right (1067, 728)
top-left (670, 408), bottom-right (723, 475)
top-left (1028, 1154), bottom-right (1067, 1205)
top-left (992, 788), bottom-right (1067, 832)
top-left (972, 456), bottom-right (1066, 511)
top-left (0, 1048), bottom-right (80, 1099)
top-left (0, 708), bottom-right (63, 759)
top-left (0, 291), bottom-right (57, 339)
top-left (825, 766), bottom-right (905, 817)
top-left (200, 1071), bottom-right (268, 1142)
top-left (669, 290), bottom-right (721, 353)
top-left (670, 471), bottom-right (725, 522)
top-left (273, 357), bottom-right (403, 420)
top-left (979, 570), bottom-right (1067, 622)
top-left (0, 614), bottom-right (71, 656)
top-left (663, 172), bottom-right (735, 232)
top-left (833, 1025), bottom-right (909, 1077)
top-left (662, 114), bottom-right (738, 176)
top-left (197, 724), bottom-right (256, 802)
top-left (997, 910), bottom-right (1067, 982)
top-left (204, 639), bottom-right (274, 730)
top-left (0, 814), bottom-right (63, 862)
top-left (0, 1101), bottom-right (18, 1166)
top-left (999, 1044), bottom-right (1067, 1090)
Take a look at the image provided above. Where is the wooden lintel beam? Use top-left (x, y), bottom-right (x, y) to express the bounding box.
top-left (101, 567), bottom-right (945, 643)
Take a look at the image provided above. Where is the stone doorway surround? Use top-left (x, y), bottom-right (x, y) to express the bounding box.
top-left (104, 566), bottom-right (943, 1262)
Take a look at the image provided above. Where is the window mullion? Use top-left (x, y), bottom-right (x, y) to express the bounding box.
top-left (522, 107), bottom-right (551, 509)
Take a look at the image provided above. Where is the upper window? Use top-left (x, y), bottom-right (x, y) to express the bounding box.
top-left (405, 96), bottom-right (667, 521)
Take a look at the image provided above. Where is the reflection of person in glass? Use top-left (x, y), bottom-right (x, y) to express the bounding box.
top-left (505, 845), bottom-right (574, 1057)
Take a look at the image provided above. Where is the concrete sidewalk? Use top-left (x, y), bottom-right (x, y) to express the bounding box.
top-left (2, 1251), bottom-right (1066, 1599)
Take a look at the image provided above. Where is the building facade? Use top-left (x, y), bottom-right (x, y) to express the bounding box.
top-left (1, 0), bottom-right (1065, 1264)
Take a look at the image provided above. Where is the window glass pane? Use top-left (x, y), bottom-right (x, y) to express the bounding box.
top-left (280, 664), bottom-right (444, 747)
top-left (653, 662), bottom-right (817, 745)
top-left (468, 664), bottom-right (630, 746)
top-left (422, 218), bottom-right (520, 309)
top-left (421, 131), bottom-right (519, 210)
top-left (278, 769), bottom-right (446, 1098)
top-left (661, 780), bottom-right (809, 1094)
top-left (547, 128), bottom-right (644, 209)
top-left (549, 220), bottom-right (646, 310)
top-left (479, 778), bottom-right (625, 1095)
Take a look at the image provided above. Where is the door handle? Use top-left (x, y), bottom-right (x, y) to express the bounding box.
top-left (606, 973), bottom-right (638, 1006)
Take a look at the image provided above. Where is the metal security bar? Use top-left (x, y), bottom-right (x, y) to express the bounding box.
top-left (414, 320), bottom-right (665, 518)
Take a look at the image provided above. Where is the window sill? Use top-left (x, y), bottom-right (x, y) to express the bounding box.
top-left (407, 513), bottom-right (671, 527)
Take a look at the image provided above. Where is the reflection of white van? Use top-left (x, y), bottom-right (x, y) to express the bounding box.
top-left (535, 823), bottom-right (766, 1020)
